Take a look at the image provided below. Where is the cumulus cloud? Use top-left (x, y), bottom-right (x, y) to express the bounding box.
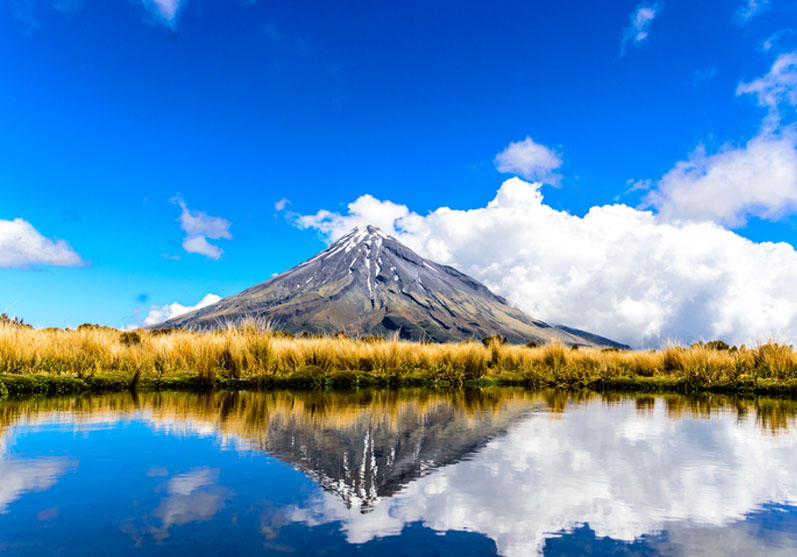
top-left (646, 132), bottom-right (797, 226)
top-left (141, 293), bottom-right (221, 327)
top-left (182, 236), bottom-right (223, 259)
top-left (494, 137), bottom-right (562, 185)
top-left (174, 199), bottom-right (232, 260)
top-left (296, 177), bottom-right (797, 347)
top-left (0, 218), bottom-right (82, 269)
top-left (646, 52), bottom-right (797, 225)
top-left (274, 198), bottom-right (290, 211)
top-left (297, 195), bottom-right (411, 239)
top-left (140, 0), bottom-right (183, 26)
top-left (620, 2), bottom-right (662, 56)
top-left (734, 0), bottom-right (771, 24)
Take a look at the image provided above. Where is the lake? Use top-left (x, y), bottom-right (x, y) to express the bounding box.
top-left (1, 389), bottom-right (796, 556)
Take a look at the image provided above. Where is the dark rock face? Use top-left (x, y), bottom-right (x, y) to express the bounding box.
top-left (155, 226), bottom-right (625, 347)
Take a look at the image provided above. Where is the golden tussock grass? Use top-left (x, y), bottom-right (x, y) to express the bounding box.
top-left (1, 322), bottom-right (797, 395)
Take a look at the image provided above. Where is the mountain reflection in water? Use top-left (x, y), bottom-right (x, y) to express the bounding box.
top-left (1, 389), bottom-right (797, 556)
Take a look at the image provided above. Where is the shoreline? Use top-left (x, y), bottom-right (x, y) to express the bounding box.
top-left (3, 370), bottom-right (797, 399)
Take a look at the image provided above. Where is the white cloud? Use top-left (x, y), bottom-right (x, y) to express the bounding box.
top-left (620, 2), bottom-right (662, 56)
top-left (288, 400), bottom-right (797, 556)
top-left (646, 52), bottom-right (797, 226)
top-left (140, 0), bottom-right (183, 26)
top-left (274, 198), bottom-right (290, 211)
top-left (174, 199), bottom-right (231, 260)
top-left (177, 200), bottom-right (231, 240)
top-left (182, 235), bottom-right (223, 259)
top-left (296, 177), bottom-right (797, 347)
top-left (0, 218), bottom-right (82, 269)
top-left (734, 0), bottom-right (771, 24)
top-left (297, 195), bottom-right (411, 240)
top-left (141, 293), bottom-right (221, 327)
top-left (494, 137), bottom-right (562, 185)
top-left (646, 132), bottom-right (797, 226)
top-left (737, 52), bottom-right (797, 126)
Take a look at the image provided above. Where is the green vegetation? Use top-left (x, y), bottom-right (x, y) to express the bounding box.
top-left (2, 322), bottom-right (797, 397)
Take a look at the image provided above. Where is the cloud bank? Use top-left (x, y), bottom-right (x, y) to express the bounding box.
top-left (174, 199), bottom-right (232, 259)
top-left (0, 218), bottom-right (82, 269)
top-left (296, 178), bottom-right (797, 347)
top-left (141, 293), bottom-right (221, 327)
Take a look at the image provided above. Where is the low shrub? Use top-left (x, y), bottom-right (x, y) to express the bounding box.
top-left (119, 331), bottom-right (142, 346)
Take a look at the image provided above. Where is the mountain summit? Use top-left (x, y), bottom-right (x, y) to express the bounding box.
top-left (155, 226), bottom-right (624, 347)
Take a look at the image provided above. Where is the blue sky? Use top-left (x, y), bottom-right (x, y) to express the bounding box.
top-left (2, 0), bottom-right (797, 346)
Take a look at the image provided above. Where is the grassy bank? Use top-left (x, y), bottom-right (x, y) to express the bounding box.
top-left (2, 323), bottom-right (797, 397)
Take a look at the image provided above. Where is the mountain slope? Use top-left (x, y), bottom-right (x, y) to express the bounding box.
top-left (155, 226), bottom-right (625, 347)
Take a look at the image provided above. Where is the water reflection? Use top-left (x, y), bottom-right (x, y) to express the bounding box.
top-left (0, 389), bottom-right (796, 555)
top-left (0, 454), bottom-right (72, 515)
top-left (150, 467), bottom-right (229, 541)
top-left (289, 394), bottom-right (797, 555)
top-left (0, 390), bottom-right (540, 511)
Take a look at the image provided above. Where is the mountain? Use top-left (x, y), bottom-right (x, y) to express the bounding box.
top-left (154, 226), bottom-right (625, 347)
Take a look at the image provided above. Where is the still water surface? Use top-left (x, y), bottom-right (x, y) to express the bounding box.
top-left (1, 389), bottom-right (797, 556)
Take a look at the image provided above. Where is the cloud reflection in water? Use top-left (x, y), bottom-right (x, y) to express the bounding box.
top-left (288, 400), bottom-right (797, 555)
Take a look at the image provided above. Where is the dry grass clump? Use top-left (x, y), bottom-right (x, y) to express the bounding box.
top-left (1, 322), bottom-right (797, 393)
